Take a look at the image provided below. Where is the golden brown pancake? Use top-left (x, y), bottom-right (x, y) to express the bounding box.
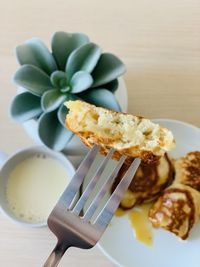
top-left (174, 151), bottom-right (200, 191)
top-left (65, 100), bottom-right (175, 164)
top-left (149, 183), bottom-right (200, 240)
top-left (112, 154), bottom-right (174, 209)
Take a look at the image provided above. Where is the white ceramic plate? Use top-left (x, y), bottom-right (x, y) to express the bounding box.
top-left (84, 119), bottom-right (200, 267)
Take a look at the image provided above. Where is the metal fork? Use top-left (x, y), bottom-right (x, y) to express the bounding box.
top-left (43, 145), bottom-right (141, 267)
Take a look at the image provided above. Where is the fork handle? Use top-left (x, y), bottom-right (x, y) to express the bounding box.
top-left (43, 242), bottom-right (69, 267)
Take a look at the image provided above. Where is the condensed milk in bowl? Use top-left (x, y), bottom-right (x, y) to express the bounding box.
top-left (0, 146), bottom-right (75, 227)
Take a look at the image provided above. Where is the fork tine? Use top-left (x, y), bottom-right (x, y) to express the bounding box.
top-left (83, 155), bottom-right (127, 221)
top-left (94, 158), bottom-right (141, 229)
top-left (73, 148), bottom-right (115, 215)
top-left (58, 144), bottom-right (100, 209)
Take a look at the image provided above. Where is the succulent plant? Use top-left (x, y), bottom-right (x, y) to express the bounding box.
top-left (11, 32), bottom-right (126, 151)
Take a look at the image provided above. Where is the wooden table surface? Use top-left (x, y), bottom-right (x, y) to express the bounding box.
top-left (0, 0), bottom-right (200, 266)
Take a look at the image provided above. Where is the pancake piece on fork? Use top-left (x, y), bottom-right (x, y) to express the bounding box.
top-left (65, 100), bottom-right (175, 164)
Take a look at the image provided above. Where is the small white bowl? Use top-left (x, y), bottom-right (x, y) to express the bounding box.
top-left (0, 145), bottom-right (75, 227)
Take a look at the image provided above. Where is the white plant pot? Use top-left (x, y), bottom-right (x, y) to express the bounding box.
top-left (21, 78), bottom-right (128, 156)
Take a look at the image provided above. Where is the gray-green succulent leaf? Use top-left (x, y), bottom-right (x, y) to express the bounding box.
top-left (91, 53), bottom-right (126, 87)
top-left (51, 32), bottom-right (90, 70)
top-left (57, 93), bottom-right (79, 127)
top-left (14, 65), bottom-right (53, 96)
top-left (78, 88), bottom-right (121, 112)
top-left (10, 92), bottom-right (42, 122)
top-left (38, 111), bottom-right (73, 151)
top-left (50, 71), bottom-right (68, 89)
top-left (41, 89), bottom-right (67, 113)
top-left (70, 71), bottom-right (93, 93)
top-left (57, 104), bottom-right (68, 127)
top-left (93, 79), bottom-right (119, 93)
top-left (16, 38), bottom-right (57, 75)
top-left (65, 43), bottom-right (101, 80)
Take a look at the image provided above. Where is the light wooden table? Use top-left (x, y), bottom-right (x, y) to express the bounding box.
top-left (0, 0), bottom-right (200, 266)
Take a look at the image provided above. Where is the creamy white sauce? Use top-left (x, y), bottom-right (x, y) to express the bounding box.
top-left (6, 154), bottom-right (70, 223)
